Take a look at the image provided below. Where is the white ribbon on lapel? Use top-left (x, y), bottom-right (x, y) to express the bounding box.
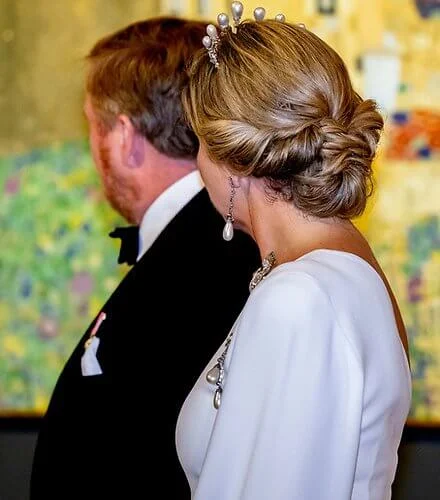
top-left (81, 311), bottom-right (106, 376)
top-left (81, 336), bottom-right (103, 376)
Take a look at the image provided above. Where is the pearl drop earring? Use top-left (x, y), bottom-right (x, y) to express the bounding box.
top-left (223, 177), bottom-right (236, 242)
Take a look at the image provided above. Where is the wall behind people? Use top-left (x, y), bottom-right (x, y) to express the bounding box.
top-left (0, 0), bottom-right (439, 499)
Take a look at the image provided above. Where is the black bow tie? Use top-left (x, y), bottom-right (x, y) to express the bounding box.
top-left (109, 226), bottom-right (140, 266)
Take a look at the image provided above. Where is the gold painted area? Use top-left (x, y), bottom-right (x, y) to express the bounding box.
top-left (2, 1), bottom-right (439, 156)
top-left (0, 0), bottom-right (160, 155)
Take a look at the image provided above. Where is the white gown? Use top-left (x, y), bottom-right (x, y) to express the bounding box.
top-left (176, 249), bottom-right (412, 500)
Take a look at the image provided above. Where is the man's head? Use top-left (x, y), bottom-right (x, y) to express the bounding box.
top-left (84, 17), bottom-right (206, 223)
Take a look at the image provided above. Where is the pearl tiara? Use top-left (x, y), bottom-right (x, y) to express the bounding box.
top-left (202, 1), bottom-right (287, 68)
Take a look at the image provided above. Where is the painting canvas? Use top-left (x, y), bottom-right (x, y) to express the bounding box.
top-left (0, 141), bottom-right (125, 414)
top-left (365, 109), bottom-right (440, 423)
top-left (0, 0), bottom-right (439, 425)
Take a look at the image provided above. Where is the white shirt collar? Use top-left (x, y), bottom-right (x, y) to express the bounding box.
top-left (137, 170), bottom-right (204, 260)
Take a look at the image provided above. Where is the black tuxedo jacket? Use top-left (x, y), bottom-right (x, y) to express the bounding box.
top-left (30, 189), bottom-right (260, 499)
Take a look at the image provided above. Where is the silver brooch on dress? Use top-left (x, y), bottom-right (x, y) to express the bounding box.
top-left (206, 252), bottom-right (277, 409)
top-left (249, 251), bottom-right (276, 292)
top-left (206, 330), bottom-right (234, 409)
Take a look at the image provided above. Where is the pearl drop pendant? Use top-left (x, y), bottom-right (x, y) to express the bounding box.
top-left (223, 219), bottom-right (234, 241)
top-left (214, 388), bottom-right (222, 409)
top-left (206, 364), bottom-right (221, 384)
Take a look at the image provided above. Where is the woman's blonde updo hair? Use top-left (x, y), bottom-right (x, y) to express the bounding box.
top-left (183, 20), bottom-right (384, 219)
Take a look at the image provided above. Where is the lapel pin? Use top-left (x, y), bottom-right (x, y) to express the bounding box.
top-left (84, 311), bottom-right (107, 349)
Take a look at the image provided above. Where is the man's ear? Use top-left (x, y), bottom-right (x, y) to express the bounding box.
top-left (115, 114), bottom-right (144, 168)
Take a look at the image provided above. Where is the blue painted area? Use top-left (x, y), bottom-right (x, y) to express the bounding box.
top-left (392, 112), bottom-right (409, 125)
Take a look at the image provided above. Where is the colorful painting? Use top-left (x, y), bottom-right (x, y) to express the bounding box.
top-left (366, 156), bottom-right (440, 423)
top-left (385, 110), bottom-right (440, 161)
top-left (1, 0), bottom-right (439, 424)
top-left (414, 0), bottom-right (440, 18)
top-left (0, 140), bottom-right (439, 423)
top-left (0, 141), bottom-right (125, 414)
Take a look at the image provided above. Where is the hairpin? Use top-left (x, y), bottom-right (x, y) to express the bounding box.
top-left (202, 2), bottom-right (287, 68)
top-left (202, 24), bottom-right (220, 68)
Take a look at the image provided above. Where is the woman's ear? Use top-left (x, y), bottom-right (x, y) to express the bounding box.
top-left (234, 174), bottom-right (251, 195)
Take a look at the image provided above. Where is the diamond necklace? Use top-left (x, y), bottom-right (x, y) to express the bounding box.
top-left (206, 251), bottom-right (277, 409)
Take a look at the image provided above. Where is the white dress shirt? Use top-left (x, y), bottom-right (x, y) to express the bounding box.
top-left (176, 249), bottom-right (412, 499)
top-left (138, 170), bottom-right (204, 260)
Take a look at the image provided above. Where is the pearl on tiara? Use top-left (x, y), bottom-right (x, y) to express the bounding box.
top-left (217, 13), bottom-right (230, 30)
top-left (275, 13), bottom-right (286, 22)
top-left (206, 24), bottom-right (219, 39)
top-left (231, 1), bottom-right (244, 26)
top-left (253, 7), bottom-right (266, 21)
top-left (202, 36), bottom-right (212, 49)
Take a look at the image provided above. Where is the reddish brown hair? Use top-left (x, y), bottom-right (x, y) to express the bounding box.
top-left (86, 17), bottom-right (206, 159)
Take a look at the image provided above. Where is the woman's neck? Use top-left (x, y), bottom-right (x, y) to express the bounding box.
top-left (246, 184), bottom-right (367, 265)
